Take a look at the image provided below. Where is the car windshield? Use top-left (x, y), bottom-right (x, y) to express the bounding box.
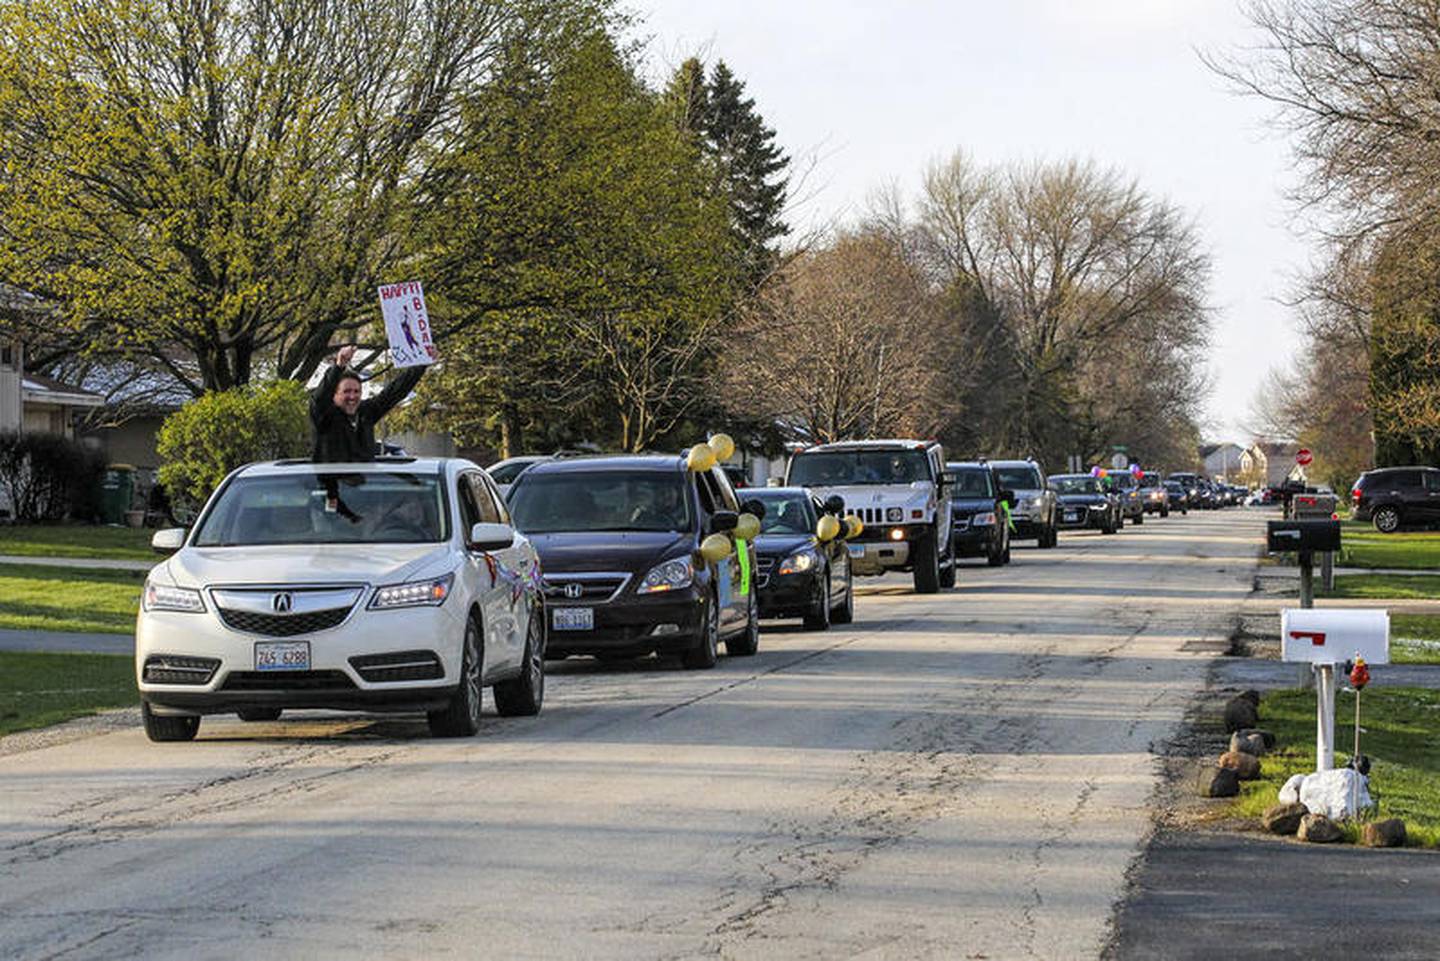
top-left (1108, 474), bottom-right (1137, 489)
top-left (995, 466), bottom-right (1042, 491)
top-left (1142, 473), bottom-right (1162, 487)
top-left (488, 460), bottom-right (537, 484)
top-left (508, 471), bottom-right (693, 534)
top-left (789, 450), bottom-right (931, 486)
top-left (750, 494), bottom-right (813, 535)
top-left (947, 469), bottom-right (994, 497)
top-left (192, 472), bottom-right (447, 546)
top-left (1051, 476), bottom-right (1100, 494)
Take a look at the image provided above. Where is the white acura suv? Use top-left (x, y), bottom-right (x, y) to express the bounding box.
top-left (137, 457), bottom-right (546, 741)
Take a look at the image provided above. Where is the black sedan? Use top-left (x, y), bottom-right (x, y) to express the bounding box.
top-left (1048, 474), bottom-right (1121, 534)
top-left (945, 461), bottom-right (1011, 566)
top-left (747, 487), bottom-right (854, 630)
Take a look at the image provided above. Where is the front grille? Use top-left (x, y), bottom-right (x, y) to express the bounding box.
top-left (219, 670), bottom-right (356, 692)
top-left (542, 573), bottom-right (629, 603)
top-left (857, 506), bottom-right (892, 526)
top-left (217, 606), bottom-right (350, 637)
top-left (951, 513), bottom-right (971, 528)
top-left (349, 650), bottom-right (444, 683)
top-left (143, 655), bottom-right (220, 685)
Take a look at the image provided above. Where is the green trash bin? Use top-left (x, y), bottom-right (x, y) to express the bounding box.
top-left (100, 466), bottom-right (135, 525)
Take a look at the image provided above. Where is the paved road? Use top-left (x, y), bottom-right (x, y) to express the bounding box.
top-left (0, 512), bottom-right (1263, 960)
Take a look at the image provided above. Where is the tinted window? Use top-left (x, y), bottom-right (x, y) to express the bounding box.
top-left (948, 469), bottom-right (994, 497)
top-left (466, 473), bottom-right (503, 525)
top-left (193, 472), bottom-right (447, 546)
top-left (489, 460), bottom-right (537, 484)
top-left (1109, 474), bottom-right (1137, 490)
top-left (1051, 476), bottom-right (1100, 494)
top-left (995, 466), bottom-right (1043, 491)
top-left (1426, 471), bottom-right (1440, 492)
top-left (790, 450), bottom-right (932, 486)
top-left (750, 493), bottom-right (814, 534)
top-left (508, 471), bottom-right (693, 534)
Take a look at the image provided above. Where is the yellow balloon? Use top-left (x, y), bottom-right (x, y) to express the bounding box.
top-left (707, 432), bottom-right (735, 461)
top-left (735, 512), bottom-right (760, 540)
top-left (844, 515), bottom-right (864, 538)
top-left (816, 514), bottom-right (841, 542)
top-left (699, 533), bottom-right (733, 563)
top-left (686, 444), bottom-right (716, 472)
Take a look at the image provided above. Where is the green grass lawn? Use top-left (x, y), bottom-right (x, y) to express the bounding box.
top-left (1233, 688), bottom-right (1440, 847)
top-left (0, 524), bottom-right (157, 561)
top-left (0, 651), bottom-right (137, 737)
top-left (1392, 614), bottom-right (1440, 665)
top-left (1326, 573), bottom-right (1440, 600)
top-left (0, 563), bottom-right (143, 634)
top-left (1337, 521), bottom-right (1440, 570)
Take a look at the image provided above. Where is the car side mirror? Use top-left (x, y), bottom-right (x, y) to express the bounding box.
top-left (823, 494), bottom-right (845, 514)
top-left (151, 528), bottom-right (186, 554)
top-left (708, 511), bottom-right (739, 534)
top-left (741, 498), bottom-right (767, 520)
top-left (469, 522), bottom-right (515, 552)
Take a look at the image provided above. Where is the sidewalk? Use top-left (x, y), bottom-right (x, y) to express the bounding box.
top-left (0, 553), bottom-right (154, 572)
top-left (0, 628), bottom-right (132, 654)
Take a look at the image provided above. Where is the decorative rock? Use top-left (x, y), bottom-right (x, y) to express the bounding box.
top-left (1299, 768), bottom-right (1373, 821)
top-left (1229, 731), bottom-right (1268, 757)
top-left (1278, 773), bottom-right (1305, 805)
top-left (1361, 818), bottom-right (1406, 848)
top-left (1298, 813), bottom-right (1343, 843)
top-left (1217, 750), bottom-right (1262, 780)
top-left (1223, 697), bottom-right (1259, 733)
top-left (1262, 802), bottom-right (1308, 835)
top-left (1239, 728), bottom-right (1276, 750)
top-left (1238, 689), bottom-right (1261, 708)
top-left (1196, 764), bottom-right (1240, 798)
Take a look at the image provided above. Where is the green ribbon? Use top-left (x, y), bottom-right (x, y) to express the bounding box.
top-left (1001, 500), bottom-right (1015, 532)
top-left (736, 536), bottom-right (751, 595)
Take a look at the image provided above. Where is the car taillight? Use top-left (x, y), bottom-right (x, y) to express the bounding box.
top-left (1351, 488), bottom-right (1361, 502)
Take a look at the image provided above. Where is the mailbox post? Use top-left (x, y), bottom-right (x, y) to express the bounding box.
top-left (1281, 608), bottom-right (1389, 771)
top-left (1290, 493), bottom-right (1340, 591)
top-left (1268, 519), bottom-right (1341, 686)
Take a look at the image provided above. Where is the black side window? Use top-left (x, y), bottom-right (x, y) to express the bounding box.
top-left (1392, 470), bottom-right (1423, 489)
top-left (1425, 472), bottom-right (1440, 492)
top-left (457, 475), bottom-right (482, 535)
top-left (695, 471), bottom-right (719, 515)
top-left (710, 467), bottom-right (740, 512)
top-left (467, 473), bottom-right (502, 525)
top-left (475, 473), bottom-right (511, 524)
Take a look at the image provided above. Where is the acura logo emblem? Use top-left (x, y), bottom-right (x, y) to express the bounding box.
top-left (272, 592), bottom-right (294, 613)
top-left (563, 583), bottom-right (583, 599)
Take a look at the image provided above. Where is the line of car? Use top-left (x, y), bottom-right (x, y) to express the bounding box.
top-left (131, 440), bottom-right (1251, 743)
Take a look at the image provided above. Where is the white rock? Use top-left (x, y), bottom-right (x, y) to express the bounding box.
top-left (1278, 773), bottom-right (1305, 805)
top-left (1298, 769), bottom-right (1372, 821)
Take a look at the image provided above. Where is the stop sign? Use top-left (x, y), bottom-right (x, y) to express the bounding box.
top-left (1296, 448), bottom-right (1313, 466)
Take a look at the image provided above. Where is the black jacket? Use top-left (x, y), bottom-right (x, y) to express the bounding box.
top-left (310, 363), bottom-right (425, 462)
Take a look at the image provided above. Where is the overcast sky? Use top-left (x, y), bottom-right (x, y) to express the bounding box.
top-left (633, 0), bottom-right (1309, 444)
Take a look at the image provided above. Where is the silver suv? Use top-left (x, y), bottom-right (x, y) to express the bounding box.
top-left (785, 440), bottom-right (954, 593)
top-left (991, 459), bottom-right (1058, 548)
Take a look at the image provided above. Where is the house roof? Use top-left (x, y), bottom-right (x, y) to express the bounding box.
top-left (21, 373), bottom-right (104, 408)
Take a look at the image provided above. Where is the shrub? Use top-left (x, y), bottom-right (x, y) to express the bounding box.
top-left (0, 431), bottom-right (107, 522)
top-left (156, 380), bottom-right (309, 508)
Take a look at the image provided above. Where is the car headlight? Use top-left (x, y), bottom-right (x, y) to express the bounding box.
top-left (885, 507), bottom-right (903, 522)
top-left (637, 556), bottom-right (693, 594)
top-left (370, 573), bottom-right (454, 609)
top-left (779, 551), bottom-right (816, 575)
top-left (143, 582), bottom-right (206, 613)
top-left (972, 511), bottom-right (996, 525)
top-left (1028, 497), bottom-right (1044, 511)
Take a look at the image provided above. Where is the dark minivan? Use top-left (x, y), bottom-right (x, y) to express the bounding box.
top-left (506, 455), bottom-right (759, 668)
top-left (1351, 466), bottom-right (1440, 533)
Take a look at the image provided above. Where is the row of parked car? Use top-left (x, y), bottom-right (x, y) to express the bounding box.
top-left (131, 439), bottom-right (1247, 743)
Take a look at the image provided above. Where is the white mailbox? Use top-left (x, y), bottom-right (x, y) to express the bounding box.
top-left (1281, 608), bottom-right (1389, 665)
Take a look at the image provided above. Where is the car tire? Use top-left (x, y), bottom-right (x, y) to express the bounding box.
top-left (429, 613), bottom-right (483, 737)
top-left (1134, 512), bottom-right (1144, 525)
top-left (236, 707), bottom-right (282, 722)
top-left (832, 570), bottom-right (855, 624)
top-left (1040, 524), bottom-right (1058, 548)
top-left (939, 552), bottom-right (957, 588)
top-left (728, 589), bottom-right (761, 655)
top-left (1374, 505), bottom-right (1402, 534)
top-left (987, 546), bottom-right (1004, 566)
top-left (913, 531), bottom-right (941, 593)
top-left (803, 575), bottom-right (832, 631)
top-left (1161, 507), bottom-right (1169, 518)
top-left (494, 603), bottom-right (546, 717)
top-left (143, 702), bottom-right (199, 742)
top-left (682, 593), bottom-right (720, 669)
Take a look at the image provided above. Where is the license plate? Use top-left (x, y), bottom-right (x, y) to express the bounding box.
top-left (1064, 511), bottom-right (1080, 523)
top-left (553, 607), bottom-right (594, 631)
top-left (848, 544), bottom-right (865, 558)
top-left (255, 641), bottom-right (310, 672)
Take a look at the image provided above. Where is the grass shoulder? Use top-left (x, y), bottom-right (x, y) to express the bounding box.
top-left (0, 651), bottom-right (137, 737)
top-left (0, 524), bottom-right (157, 561)
top-left (1326, 573), bottom-right (1440, 600)
top-left (1233, 687), bottom-right (1440, 848)
top-left (1337, 521), bottom-right (1440, 571)
top-left (0, 563), bottom-right (144, 635)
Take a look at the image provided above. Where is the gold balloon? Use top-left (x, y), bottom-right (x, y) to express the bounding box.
top-left (735, 512), bottom-right (760, 540)
top-left (699, 533), bottom-right (733, 563)
top-left (707, 432), bottom-right (736, 461)
top-left (686, 444), bottom-right (716, 472)
top-left (816, 514), bottom-right (841, 542)
top-left (844, 515), bottom-right (864, 538)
